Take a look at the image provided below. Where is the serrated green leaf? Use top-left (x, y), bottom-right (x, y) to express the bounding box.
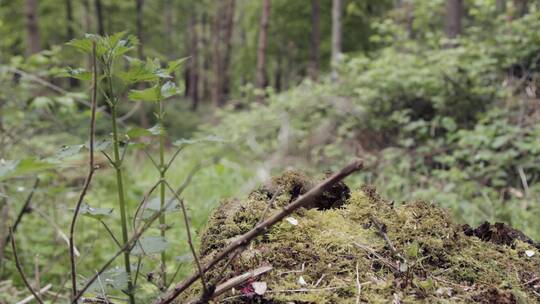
top-left (81, 267), bottom-right (127, 293)
top-left (67, 38), bottom-right (93, 53)
top-left (128, 86), bottom-right (160, 102)
top-left (48, 144), bottom-right (85, 162)
top-left (0, 158), bottom-right (56, 181)
top-left (161, 81), bottom-right (180, 98)
top-left (166, 57), bottom-right (189, 74)
top-left (58, 67), bottom-right (92, 81)
top-left (79, 202), bottom-right (113, 220)
top-left (130, 236), bottom-right (169, 256)
top-left (117, 63), bottom-right (158, 85)
top-left (31, 96), bottom-right (54, 109)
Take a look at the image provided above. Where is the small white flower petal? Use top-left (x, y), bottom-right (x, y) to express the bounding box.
top-left (525, 250), bottom-right (535, 257)
top-left (286, 217), bottom-right (298, 226)
top-left (298, 276), bottom-right (307, 286)
top-left (252, 281), bottom-right (267, 295)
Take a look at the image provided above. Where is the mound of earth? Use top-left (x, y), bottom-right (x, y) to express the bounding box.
top-left (182, 171), bottom-right (540, 303)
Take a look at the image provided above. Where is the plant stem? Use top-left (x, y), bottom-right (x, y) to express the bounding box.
top-left (110, 104), bottom-right (136, 304)
top-left (158, 99), bottom-right (167, 286)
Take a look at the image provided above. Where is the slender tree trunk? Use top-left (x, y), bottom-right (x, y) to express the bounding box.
top-left (135, 0), bottom-right (144, 58)
top-left (256, 0), bottom-right (271, 91)
top-left (189, 13), bottom-right (199, 110)
top-left (202, 12), bottom-right (210, 101)
top-left (496, 0), bottom-right (507, 14)
top-left (331, 0), bottom-right (342, 81)
top-left (95, 0), bottom-right (105, 35)
top-left (444, 0), bottom-right (462, 39)
top-left (514, 0), bottom-right (528, 17)
top-left (164, 0), bottom-right (173, 56)
top-left (404, 0), bottom-right (415, 38)
top-left (309, 0), bottom-right (320, 80)
top-left (221, 0), bottom-right (236, 102)
top-left (25, 0), bottom-right (41, 56)
top-left (66, 0), bottom-right (74, 40)
top-left (211, 3), bottom-right (224, 106)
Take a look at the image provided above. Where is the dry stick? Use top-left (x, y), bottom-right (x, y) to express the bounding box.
top-left (15, 283), bottom-right (52, 304)
top-left (163, 181), bottom-right (208, 292)
top-left (4, 178), bottom-right (40, 247)
top-left (156, 160), bottom-right (364, 304)
top-left (187, 265), bottom-right (273, 304)
top-left (72, 197), bottom-right (179, 303)
top-left (9, 227), bottom-right (45, 304)
top-left (369, 215), bottom-right (399, 257)
top-left (69, 41), bottom-right (99, 300)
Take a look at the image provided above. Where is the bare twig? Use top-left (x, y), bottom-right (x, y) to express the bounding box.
top-left (4, 178), bottom-right (40, 247)
top-left (99, 219), bottom-right (122, 249)
top-left (15, 283), bottom-right (52, 304)
top-left (369, 215), bottom-right (399, 257)
top-left (156, 160), bottom-right (364, 304)
top-left (70, 41), bottom-right (99, 300)
top-left (163, 181), bottom-right (208, 292)
top-left (188, 265), bottom-right (273, 304)
top-left (9, 227), bottom-right (44, 304)
top-left (355, 262), bottom-right (361, 304)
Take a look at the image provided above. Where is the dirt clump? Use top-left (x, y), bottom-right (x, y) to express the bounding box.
top-left (181, 170), bottom-right (540, 303)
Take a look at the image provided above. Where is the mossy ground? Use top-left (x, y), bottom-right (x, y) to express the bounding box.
top-left (182, 171), bottom-right (540, 303)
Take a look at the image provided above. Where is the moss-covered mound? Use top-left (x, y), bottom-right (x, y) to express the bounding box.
top-left (184, 171), bottom-right (540, 303)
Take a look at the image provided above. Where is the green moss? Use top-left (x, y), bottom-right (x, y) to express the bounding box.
top-left (181, 171), bottom-right (540, 303)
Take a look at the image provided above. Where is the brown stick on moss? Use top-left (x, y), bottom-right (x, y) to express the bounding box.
top-left (155, 159), bottom-right (364, 304)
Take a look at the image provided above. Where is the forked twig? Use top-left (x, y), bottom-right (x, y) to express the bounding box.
top-left (69, 41), bottom-right (99, 300)
top-left (163, 180), bottom-right (208, 292)
top-left (156, 160), bottom-right (364, 304)
top-left (9, 227), bottom-right (45, 304)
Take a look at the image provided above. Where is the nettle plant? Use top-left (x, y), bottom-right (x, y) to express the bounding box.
top-left (24, 32), bottom-right (218, 303)
top-left (64, 33), bottom-right (220, 303)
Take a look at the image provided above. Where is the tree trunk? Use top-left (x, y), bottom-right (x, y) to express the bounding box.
top-left (202, 12), bottom-right (210, 101)
top-left (331, 0), bottom-right (342, 81)
top-left (256, 0), bottom-right (271, 91)
top-left (25, 0), bottom-right (41, 56)
top-left (211, 3), bottom-right (224, 106)
top-left (189, 13), bottom-right (199, 110)
top-left (164, 0), bottom-right (173, 56)
top-left (221, 0), bottom-right (236, 102)
top-left (444, 0), bottom-right (462, 39)
top-left (135, 0), bottom-right (144, 58)
top-left (514, 0), bottom-right (528, 17)
top-left (95, 0), bottom-right (105, 35)
top-left (66, 0), bottom-right (74, 40)
top-left (309, 0), bottom-right (320, 80)
top-left (496, 0), bottom-right (507, 14)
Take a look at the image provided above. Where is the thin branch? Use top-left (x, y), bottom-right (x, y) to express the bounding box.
top-left (144, 149), bottom-right (161, 171)
top-left (4, 178), bottom-right (40, 246)
top-left (9, 227), bottom-right (44, 304)
top-left (163, 181), bottom-right (208, 292)
top-left (101, 151), bottom-right (114, 166)
top-left (156, 160), bottom-right (364, 304)
top-left (99, 220), bottom-right (122, 249)
top-left (70, 41), bottom-right (99, 301)
top-left (369, 215), bottom-right (399, 257)
top-left (163, 146), bottom-right (185, 174)
top-left (132, 180), bottom-right (163, 231)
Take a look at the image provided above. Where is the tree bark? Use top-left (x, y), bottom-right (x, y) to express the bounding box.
top-left (444, 0), bottom-right (462, 39)
top-left (211, 0), bottom-right (236, 106)
top-left (309, 0), bottom-right (320, 80)
top-left (163, 0), bottom-right (173, 56)
top-left (331, 0), bottom-right (342, 81)
top-left (95, 0), bottom-right (105, 35)
top-left (189, 13), bottom-right (199, 110)
top-left (256, 0), bottom-right (271, 91)
top-left (201, 12), bottom-right (210, 101)
top-left (25, 0), bottom-right (41, 56)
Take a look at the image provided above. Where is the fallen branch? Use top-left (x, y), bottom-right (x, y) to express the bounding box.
top-left (156, 159), bottom-right (364, 304)
top-left (15, 283), bottom-right (52, 304)
top-left (188, 265), bottom-right (273, 304)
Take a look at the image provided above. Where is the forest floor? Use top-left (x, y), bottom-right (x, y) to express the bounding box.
top-left (180, 170), bottom-right (540, 303)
